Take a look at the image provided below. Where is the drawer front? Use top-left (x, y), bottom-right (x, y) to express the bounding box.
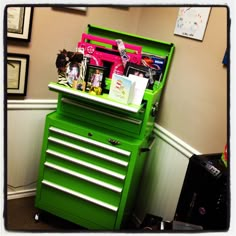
top-left (59, 96), bottom-right (144, 136)
top-left (45, 126), bottom-right (130, 196)
top-left (45, 149), bottom-right (125, 191)
top-left (39, 181), bottom-right (117, 229)
top-left (43, 164), bottom-right (121, 206)
top-left (48, 126), bottom-right (131, 168)
top-left (37, 117), bottom-right (142, 229)
top-left (39, 124), bottom-right (136, 229)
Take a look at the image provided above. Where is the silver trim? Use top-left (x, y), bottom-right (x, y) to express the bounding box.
top-left (49, 126), bottom-right (131, 157)
top-left (44, 161), bottom-right (122, 193)
top-left (46, 149), bottom-right (126, 180)
top-left (62, 97), bottom-right (142, 125)
top-left (48, 136), bottom-right (129, 167)
top-left (42, 179), bottom-right (118, 212)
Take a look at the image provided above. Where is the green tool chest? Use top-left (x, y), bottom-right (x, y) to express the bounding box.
top-left (35, 25), bottom-right (174, 230)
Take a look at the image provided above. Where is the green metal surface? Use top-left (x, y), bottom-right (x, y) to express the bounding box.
top-left (49, 82), bottom-right (161, 139)
top-left (35, 112), bottom-right (145, 229)
top-left (35, 25), bottom-right (175, 230)
top-left (38, 185), bottom-right (117, 229)
top-left (86, 24), bottom-right (175, 90)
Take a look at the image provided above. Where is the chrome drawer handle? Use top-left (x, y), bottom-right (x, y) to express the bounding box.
top-left (42, 179), bottom-right (118, 212)
top-left (141, 136), bottom-right (156, 152)
top-left (46, 149), bottom-right (126, 180)
top-left (44, 161), bottom-right (123, 193)
top-left (48, 136), bottom-right (129, 167)
top-left (49, 126), bottom-right (131, 157)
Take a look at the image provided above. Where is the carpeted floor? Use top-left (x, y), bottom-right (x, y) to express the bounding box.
top-left (5, 196), bottom-right (138, 232)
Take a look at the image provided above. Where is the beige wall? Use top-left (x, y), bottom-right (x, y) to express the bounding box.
top-left (136, 7), bottom-right (227, 153)
top-left (7, 6), bottom-right (228, 154)
top-left (7, 7), bottom-right (142, 99)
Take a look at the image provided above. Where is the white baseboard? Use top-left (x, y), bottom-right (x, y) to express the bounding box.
top-left (7, 188), bottom-right (36, 200)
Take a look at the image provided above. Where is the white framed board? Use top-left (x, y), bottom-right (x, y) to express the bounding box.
top-left (174, 7), bottom-right (211, 41)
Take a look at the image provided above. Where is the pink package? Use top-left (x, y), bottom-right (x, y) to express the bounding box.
top-left (77, 33), bottom-right (142, 78)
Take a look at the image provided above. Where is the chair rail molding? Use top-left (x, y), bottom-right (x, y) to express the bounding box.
top-left (154, 123), bottom-right (202, 158)
top-left (7, 99), bottom-right (57, 110)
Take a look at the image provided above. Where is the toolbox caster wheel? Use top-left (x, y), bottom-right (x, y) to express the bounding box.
top-left (34, 213), bottom-right (40, 222)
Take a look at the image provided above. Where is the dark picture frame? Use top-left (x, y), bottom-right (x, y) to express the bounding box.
top-left (85, 65), bottom-right (106, 95)
top-left (7, 53), bottom-right (30, 96)
top-left (65, 7), bottom-right (87, 11)
top-left (124, 62), bottom-right (162, 89)
top-left (7, 7), bottom-right (33, 42)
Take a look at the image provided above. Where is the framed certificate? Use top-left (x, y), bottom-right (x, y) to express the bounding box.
top-left (7, 53), bottom-right (30, 96)
top-left (7, 7), bottom-right (33, 42)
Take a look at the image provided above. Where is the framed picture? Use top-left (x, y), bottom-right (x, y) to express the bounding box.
top-left (124, 62), bottom-right (162, 89)
top-left (66, 7), bottom-right (87, 11)
top-left (7, 53), bottom-right (30, 96)
top-left (7, 7), bottom-right (33, 42)
top-left (85, 65), bottom-right (106, 95)
top-left (52, 6), bottom-right (87, 13)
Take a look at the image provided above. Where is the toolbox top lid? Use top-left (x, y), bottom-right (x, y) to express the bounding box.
top-left (86, 24), bottom-right (175, 89)
top-left (86, 24), bottom-right (174, 57)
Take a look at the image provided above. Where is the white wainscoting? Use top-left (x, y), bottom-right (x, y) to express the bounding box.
top-left (7, 100), bottom-right (57, 200)
top-left (133, 124), bottom-right (201, 224)
top-left (7, 100), bottom-right (201, 224)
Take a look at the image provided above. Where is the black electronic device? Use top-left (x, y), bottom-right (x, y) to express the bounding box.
top-left (175, 153), bottom-right (229, 231)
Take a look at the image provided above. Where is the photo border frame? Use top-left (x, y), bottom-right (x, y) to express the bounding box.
top-left (7, 7), bottom-right (34, 42)
top-left (85, 65), bottom-right (107, 95)
top-left (7, 53), bottom-right (30, 96)
top-left (124, 62), bottom-right (162, 89)
top-left (124, 62), bottom-right (150, 78)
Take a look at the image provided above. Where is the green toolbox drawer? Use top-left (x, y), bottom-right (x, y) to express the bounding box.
top-left (47, 125), bottom-right (132, 166)
top-left (38, 182), bottom-right (117, 229)
top-left (45, 148), bottom-right (126, 190)
top-left (59, 95), bottom-right (144, 137)
top-left (35, 112), bottom-right (146, 229)
top-left (48, 82), bottom-right (161, 139)
top-left (43, 164), bottom-right (122, 206)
